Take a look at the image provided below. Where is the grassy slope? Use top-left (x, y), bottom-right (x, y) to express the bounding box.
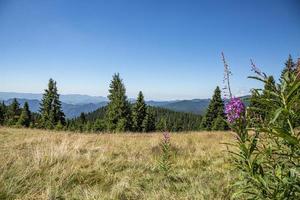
top-left (0, 127), bottom-right (235, 200)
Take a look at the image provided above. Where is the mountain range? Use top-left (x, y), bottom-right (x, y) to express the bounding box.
top-left (0, 92), bottom-right (249, 118)
top-left (0, 92), bottom-right (107, 105)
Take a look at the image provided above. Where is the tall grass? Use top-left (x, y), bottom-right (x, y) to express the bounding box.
top-left (0, 127), bottom-right (234, 199)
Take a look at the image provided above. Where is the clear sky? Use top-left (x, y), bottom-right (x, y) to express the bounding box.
top-left (1, 0), bottom-right (300, 100)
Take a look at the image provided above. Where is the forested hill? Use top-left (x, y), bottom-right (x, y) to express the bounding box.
top-left (69, 105), bottom-right (202, 132)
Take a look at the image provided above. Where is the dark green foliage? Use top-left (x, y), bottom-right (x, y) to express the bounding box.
top-left (79, 112), bottom-right (86, 124)
top-left (84, 121), bottom-right (93, 132)
top-left (142, 107), bottom-right (156, 132)
top-left (55, 121), bottom-right (64, 131)
top-left (17, 102), bottom-right (31, 127)
top-left (231, 63), bottom-right (300, 199)
top-left (280, 54), bottom-right (296, 82)
top-left (6, 98), bottom-right (21, 126)
top-left (211, 115), bottom-right (227, 131)
top-left (93, 119), bottom-right (106, 132)
top-left (132, 91), bottom-right (147, 132)
top-left (0, 101), bottom-right (6, 125)
top-left (201, 86), bottom-right (227, 130)
top-left (70, 105), bottom-right (201, 132)
top-left (248, 76), bottom-right (277, 127)
top-left (106, 73), bottom-right (132, 132)
top-left (39, 79), bottom-right (66, 129)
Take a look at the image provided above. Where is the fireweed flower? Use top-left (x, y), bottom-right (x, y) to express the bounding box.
top-left (163, 132), bottom-right (170, 143)
top-left (225, 97), bottom-right (245, 124)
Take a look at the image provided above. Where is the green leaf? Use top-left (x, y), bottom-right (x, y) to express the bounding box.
top-left (269, 108), bottom-right (283, 124)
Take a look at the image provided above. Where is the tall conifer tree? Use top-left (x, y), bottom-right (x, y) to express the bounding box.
top-left (106, 73), bottom-right (131, 132)
top-left (142, 107), bottom-right (156, 132)
top-left (0, 101), bottom-right (6, 125)
top-left (200, 86), bottom-right (226, 130)
top-left (7, 98), bottom-right (21, 125)
top-left (132, 91), bottom-right (147, 132)
top-left (280, 55), bottom-right (296, 82)
top-left (40, 79), bottom-right (65, 129)
top-left (17, 102), bottom-right (31, 127)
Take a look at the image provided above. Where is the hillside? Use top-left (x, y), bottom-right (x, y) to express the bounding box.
top-left (1, 93), bottom-right (251, 118)
top-left (0, 127), bottom-right (234, 199)
top-left (158, 99), bottom-right (210, 115)
top-left (3, 98), bottom-right (107, 118)
top-left (0, 92), bottom-right (107, 104)
top-left (74, 105), bottom-right (203, 132)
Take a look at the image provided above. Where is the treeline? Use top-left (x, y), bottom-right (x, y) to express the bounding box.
top-left (0, 79), bottom-right (66, 129)
top-left (67, 106), bottom-right (202, 132)
top-left (0, 74), bottom-right (203, 132)
top-left (1, 55), bottom-right (297, 133)
top-left (66, 74), bottom-right (203, 132)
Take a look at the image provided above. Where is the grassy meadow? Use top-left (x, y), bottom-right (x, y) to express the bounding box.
top-left (0, 127), bottom-right (235, 200)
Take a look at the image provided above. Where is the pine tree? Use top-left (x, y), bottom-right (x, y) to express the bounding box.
top-left (211, 115), bottom-right (227, 131)
top-left (79, 112), bottom-right (86, 124)
top-left (132, 91), bottom-right (147, 132)
top-left (0, 101), bottom-right (6, 125)
top-left (40, 79), bottom-right (66, 129)
top-left (85, 121), bottom-right (92, 132)
top-left (156, 117), bottom-right (167, 131)
top-left (53, 84), bottom-right (66, 126)
top-left (142, 107), bottom-right (156, 132)
top-left (200, 86), bottom-right (226, 130)
top-left (6, 98), bottom-right (21, 125)
top-left (280, 55), bottom-right (296, 82)
top-left (106, 73), bottom-right (131, 132)
top-left (93, 119), bottom-right (106, 132)
top-left (78, 112), bottom-right (86, 132)
top-left (17, 102), bottom-right (31, 127)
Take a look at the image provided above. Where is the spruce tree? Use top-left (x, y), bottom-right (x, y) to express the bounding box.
top-left (156, 117), bottom-right (167, 131)
top-left (132, 91), bottom-right (147, 132)
top-left (53, 84), bottom-right (66, 126)
top-left (106, 73), bottom-right (131, 132)
top-left (17, 102), bottom-right (31, 127)
top-left (0, 101), bottom-right (6, 125)
top-left (142, 107), bottom-right (156, 132)
top-left (79, 112), bottom-right (86, 124)
top-left (40, 79), bottom-right (66, 129)
top-left (6, 98), bottom-right (21, 125)
top-left (93, 119), bottom-right (106, 132)
top-left (211, 115), bottom-right (227, 131)
top-left (200, 86), bottom-right (226, 130)
top-left (280, 55), bottom-right (295, 82)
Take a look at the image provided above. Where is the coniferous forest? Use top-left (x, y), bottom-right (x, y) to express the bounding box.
top-left (0, 55), bottom-right (299, 134)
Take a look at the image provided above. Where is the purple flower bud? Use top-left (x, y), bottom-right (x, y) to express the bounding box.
top-left (225, 97), bottom-right (245, 124)
top-left (163, 132), bottom-right (170, 143)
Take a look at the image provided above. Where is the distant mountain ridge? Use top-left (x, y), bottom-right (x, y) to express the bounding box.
top-left (1, 92), bottom-right (250, 118)
top-left (0, 92), bottom-right (108, 105)
top-left (3, 98), bottom-right (107, 119)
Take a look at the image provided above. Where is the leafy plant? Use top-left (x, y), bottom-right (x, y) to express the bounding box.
top-left (158, 132), bottom-right (172, 176)
top-left (225, 56), bottom-right (300, 199)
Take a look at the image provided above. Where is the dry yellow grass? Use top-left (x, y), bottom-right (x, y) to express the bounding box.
top-left (0, 127), bottom-right (235, 200)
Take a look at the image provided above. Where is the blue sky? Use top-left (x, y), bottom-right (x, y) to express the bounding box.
top-left (1, 0), bottom-right (299, 100)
